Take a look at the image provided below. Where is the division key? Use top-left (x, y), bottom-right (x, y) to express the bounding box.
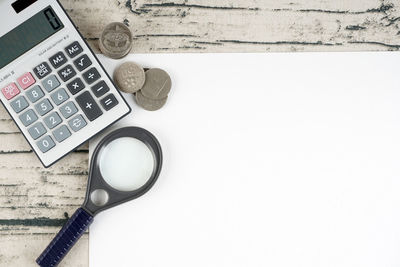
top-left (75, 91), bottom-right (103, 121)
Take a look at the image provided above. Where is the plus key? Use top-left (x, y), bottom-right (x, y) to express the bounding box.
top-left (76, 91), bottom-right (103, 121)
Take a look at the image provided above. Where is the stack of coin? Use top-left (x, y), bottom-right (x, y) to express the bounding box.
top-left (99, 22), bottom-right (133, 59)
top-left (114, 63), bottom-right (172, 111)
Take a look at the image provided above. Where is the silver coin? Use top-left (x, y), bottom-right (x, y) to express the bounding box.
top-left (99, 22), bottom-right (133, 59)
top-left (135, 91), bottom-right (168, 111)
top-left (114, 62), bottom-right (145, 93)
top-left (141, 68), bottom-right (172, 100)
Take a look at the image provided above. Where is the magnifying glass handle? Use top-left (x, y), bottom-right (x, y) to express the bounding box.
top-left (36, 208), bottom-right (94, 267)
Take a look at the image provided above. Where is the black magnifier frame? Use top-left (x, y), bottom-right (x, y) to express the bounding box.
top-left (83, 126), bottom-right (163, 215)
top-left (37, 126), bottom-right (163, 267)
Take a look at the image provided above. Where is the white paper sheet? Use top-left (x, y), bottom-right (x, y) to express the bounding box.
top-left (90, 52), bottom-right (400, 267)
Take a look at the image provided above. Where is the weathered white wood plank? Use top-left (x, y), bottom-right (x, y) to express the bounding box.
top-left (61, 0), bottom-right (400, 53)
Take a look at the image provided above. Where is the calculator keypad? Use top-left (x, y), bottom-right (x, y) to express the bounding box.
top-left (3, 41), bottom-right (122, 156)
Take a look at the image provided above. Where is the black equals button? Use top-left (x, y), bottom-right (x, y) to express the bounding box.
top-left (100, 94), bottom-right (118, 111)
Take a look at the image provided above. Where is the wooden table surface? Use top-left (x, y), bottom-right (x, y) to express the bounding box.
top-left (1, 0), bottom-right (399, 266)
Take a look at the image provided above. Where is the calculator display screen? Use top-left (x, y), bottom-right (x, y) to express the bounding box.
top-left (0, 6), bottom-right (64, 70)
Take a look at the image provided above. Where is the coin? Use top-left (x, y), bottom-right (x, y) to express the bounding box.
top-left (114, 62), bottom-right (145, 93)
top-left (141, 68), bottom-right (172, 100)
top-left (135, 91), bottom-right (168, 111)
top-left (99, 22), bottom-right (133, 59)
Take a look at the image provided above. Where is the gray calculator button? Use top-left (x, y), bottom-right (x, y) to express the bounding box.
top-left (58, 64), bottom-right (77, 82)
top-left (60, 101), bottom-right (78, 119)
top-left (35, 99), bottom-right (53, 116)
top-left (53, 125), bottom-right (71, 143)
top-left (42, 75), bottom-right (60, 92)
top-left (83, 67), bottom-right (101, 85)
top-left (19, 109), bottom-right (38, 127)
top-left (73, 54), bottom-right (92, 72)
top-left (26, 85), bottom-right (44, 103)
top-left (44, 112), bottom-right (62, 129)
top-left (65, 41), bottom-right (83, 58)
top-left (33, 62), bottom-right (52, 79)
top-left (10, 96), bottom-right (29, 113)
top-left (68, 115), bottom-right (87, 132)
top-left (28, 122), bottom-right (47, 140)
top-left (37, 135), bottom-right (55, 153)
top-left (49, 51), bottom-right (67, 69)
top-left (51, 88), bottom-right (69, 105)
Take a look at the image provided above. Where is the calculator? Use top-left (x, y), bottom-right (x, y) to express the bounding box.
top-left (0, 0), bottom-right (131, 167)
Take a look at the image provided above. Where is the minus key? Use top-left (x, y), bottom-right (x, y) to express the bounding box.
top-left (91, 80), bottom-right (110, 98)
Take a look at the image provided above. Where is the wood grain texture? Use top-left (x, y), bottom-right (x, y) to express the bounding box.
top-left (1, 0), bottom-right (400, 266)
top-left (60, 0), bottom-right (400, 53)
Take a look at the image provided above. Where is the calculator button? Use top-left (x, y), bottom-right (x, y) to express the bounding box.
top-left (82, 68), bottom-right (101, 85)
top-left (35, 99), bottom-right (53, 116)
top-left (26, 85), bottom-right (45, 103)
top-left (19, 109), bottom-right (38, 127)
top-left (65, 41), bottom-right (83, 58)
top-left (67, 78), bottom-right (85, 95)
top-left (51, 88), bottom-right (69, 105)
top-left (10, 96), bottom-right (29, 113)
top-left (76, 91), bottom-right (103, 121)
top-left (73, 54), bottom-right (92, 72)
top-left (100, 94), bottom-right (118, 111)
top-left (53, 125), bottom-right (71, 143)
top-left (44, 112), bottom-right (62, 129)
top-left (37, 135), bottom-right (55, 153)
top-left (58, 64), bottom-right (77, 82)
top-left (49, 51), bottom-right (67, 69)
top-left (33, 62), bottom-right (52, 79)
top-left (91, 80), bottom-right (110, 98)
top-left (2, 83), bottom-right (20, 100)
top-left (28, 122), bottom-right (47, 140)
top-left (60, 101), bottom-right (78, 119)
top-left (17, 72), bottom-right (36, 90)
top-left (42, 75), bottom-right (60, 92)
top-left (68, 115), bottom-right (87, 132)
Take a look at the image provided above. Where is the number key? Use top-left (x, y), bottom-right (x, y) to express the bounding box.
top-left (50, 88), bottom-right (69, 105)
top-left (37, 135), bottom-right (55, 153)
top-left (28, 122), bottom-right (47, 140)
top-left (42, 75), bottom-right (60, 92)
top-left (35, 99), bottom-right (53, 116)
top-left (10, 96), bottom-right (29, 113)
top-left (60, 101), bottom-right (78, 119)
top-left (44, 112), bottom-right (62, 129)
top-left (19, 109), bottom-right (38, 127)
top-left (26, 85), bottom-right (44, 103)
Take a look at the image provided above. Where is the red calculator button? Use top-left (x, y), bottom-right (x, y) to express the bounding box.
top-left (17, 72), bottom-right (36, 90)
top-left (1, 83), bottom-right (20, 100)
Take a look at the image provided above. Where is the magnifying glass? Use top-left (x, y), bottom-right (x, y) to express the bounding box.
top-left (36, 127), bottom-right (163, 267)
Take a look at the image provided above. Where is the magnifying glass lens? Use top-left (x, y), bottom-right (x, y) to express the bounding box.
top-left (99, 137), bottom-right (155, 192)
